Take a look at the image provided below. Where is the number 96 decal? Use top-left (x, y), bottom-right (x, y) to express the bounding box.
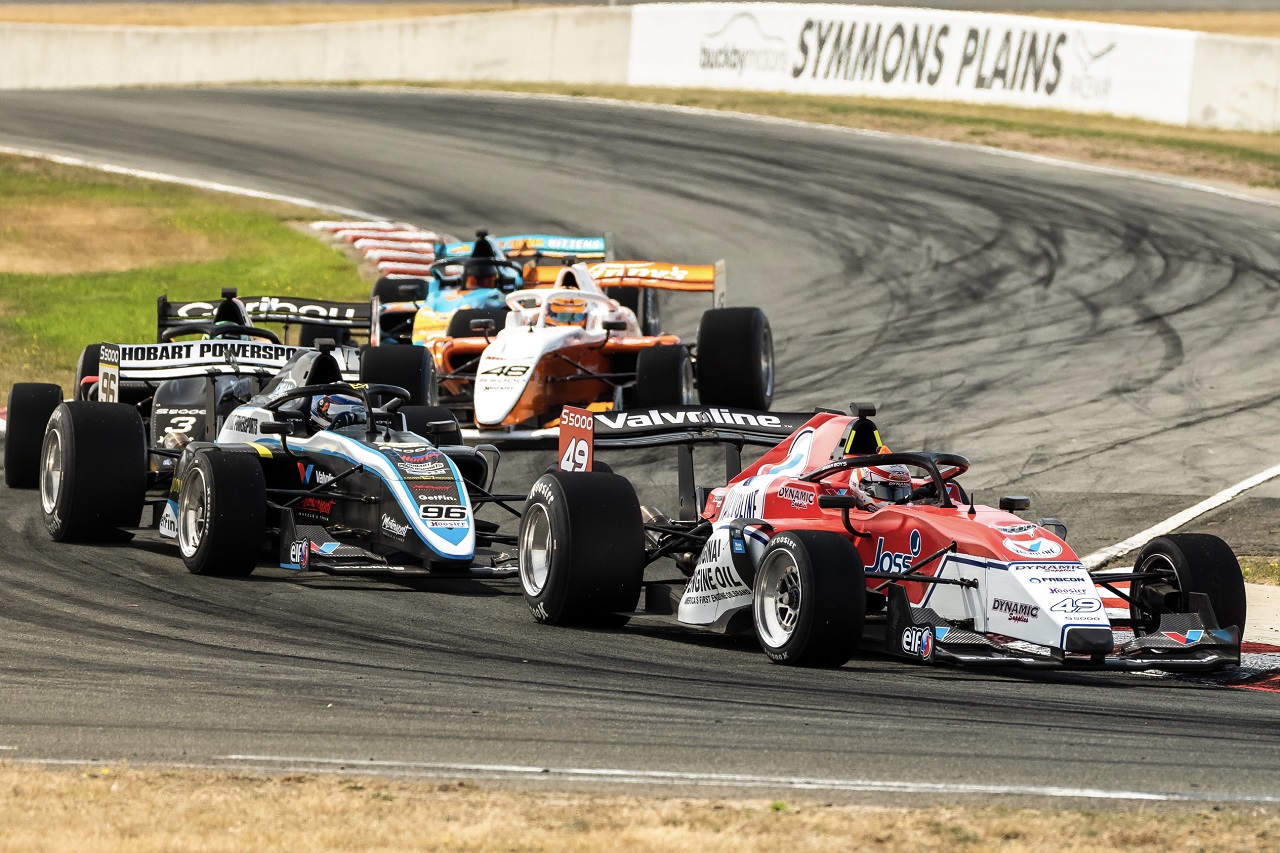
top-left (420, 505), bottom-right (468, 527)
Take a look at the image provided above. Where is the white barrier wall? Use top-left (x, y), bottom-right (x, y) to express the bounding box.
top-left (1, 4), bottom-right (1280, 132)
top-left (628, 3), bottom-right (1199, 125)
top-left (0, 8), bottom-right (633, 89)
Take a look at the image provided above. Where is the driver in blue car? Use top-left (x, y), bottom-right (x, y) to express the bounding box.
top-left (311, 392), bottom-right (366, 432)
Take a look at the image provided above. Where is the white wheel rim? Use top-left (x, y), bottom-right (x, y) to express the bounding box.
top-left (519, 502), bottom-right (553, 597)
top-left (39, 427), bottom-right (63, 515)
top-left (754, 548), bottom-right (802, 648)
top-left (759, 325), bottom-right (774, 401)
top-left (178, 465), bottom-right (208, 559)
top-left (680, 356), bottom-right (696, 406)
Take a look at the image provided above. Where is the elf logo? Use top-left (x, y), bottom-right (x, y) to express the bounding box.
top-left (901, 626), bottom-right (933, 660)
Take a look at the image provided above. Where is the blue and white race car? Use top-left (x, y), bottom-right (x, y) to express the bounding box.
top-left (23, 310), bottom-right (522, 578)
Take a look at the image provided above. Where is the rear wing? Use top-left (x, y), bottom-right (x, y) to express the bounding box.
top-left (584, 405), bottom-right (815, 520)
top-left (440, 234), bottom-right (611, 261)
top-left (592, 406), bottom-right (812, 449)
top-left (157, 293), bottom-right (371, 335)
top-left (96, 340), bottom-right (359, 396)
top-left (587, 260), bottom-right (728, 307)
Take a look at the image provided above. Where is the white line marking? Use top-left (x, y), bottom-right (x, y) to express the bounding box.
top-left (211, 754), bottom-right (1280, 803)
top-left (0, 145), bottom-right (391, 221)
top-left (1082, 462), bottom-right (1280, 569)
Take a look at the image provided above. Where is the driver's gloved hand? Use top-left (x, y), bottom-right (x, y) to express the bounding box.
top-left (331, 411), bottom-right (367, 429)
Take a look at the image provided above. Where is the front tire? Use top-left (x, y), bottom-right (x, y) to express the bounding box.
top-left (5, 383), bottom-right (64, 488)
top-left (1130, 534), bottom-right (1247, 635)
top-left (752, 530), bottom-right (865, 666)
top-left (695, 307), bottom-right (774, 410)
top-left (178, 451), bottom-right (266, 576)
top-left (518, 472), bottom-right (645, 625)
top-left (40, 402), bottom-right (146, 541)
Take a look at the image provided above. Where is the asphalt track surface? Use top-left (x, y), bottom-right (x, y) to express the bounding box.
top-left (2, 88), bottom-right (1280, 802)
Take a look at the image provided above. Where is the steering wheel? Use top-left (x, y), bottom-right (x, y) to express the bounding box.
top-left (263, 382), bottom-right (411, 414)
top-left (161, 322), bottom-right (281, 344)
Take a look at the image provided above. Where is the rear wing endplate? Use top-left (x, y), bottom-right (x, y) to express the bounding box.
top-left (157, 294), bottom-right (371, 333)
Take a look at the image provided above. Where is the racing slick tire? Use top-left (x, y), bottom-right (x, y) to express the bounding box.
top-left (1130, 534), bottom-right (1247, 636)
top-left (752, 530), bottom-right (865, 667)
top-left (40, 402), bottom-right (146, 541)
top-left (74, 344), bottom-right (100, 401)
top-left (695, 307), bottom-right (774, 411)
top-left (178, 450), bottom-right (266, 576)
top-left (360, 345), bottom-right (438, 406)
top-left (605, 286), bottom-right (661, 337)
top-left (297, 323), bottom-right (351, 348)
top-left (518, 471), bottom-right (645, 625)
top-left (400, 405), bottom-right (463, 447)
top-left (445, 307), bottom-right (508, 339)
top-left (635, 345), bottom-right (695, 407)
top-left (371, 277), bottom-right (426, 303)
top-left (5, 383), bottom-right (65, 488)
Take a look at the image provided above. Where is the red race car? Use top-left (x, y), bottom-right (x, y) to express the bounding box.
top-left (516, 405), bottom-right (1245, 671)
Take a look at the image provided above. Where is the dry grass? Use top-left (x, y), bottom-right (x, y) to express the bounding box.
top-left (0, 3), bottom-right (520, 27)
top-left (0, 201), bottom-right (228, 274)
top-left (1025, 11), bottom-right (1280, 40)
top-left (1, 763), bottom-right (1278, 852)
top-left (2, 5), bottom-right (1280, 38)
top-left (1240, 557), bottom-right (1280, 586)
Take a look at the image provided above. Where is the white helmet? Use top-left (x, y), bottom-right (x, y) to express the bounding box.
top-left (857, 463), bottom-right (912, 504)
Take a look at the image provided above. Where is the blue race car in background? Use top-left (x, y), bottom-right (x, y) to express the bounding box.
top-left (370, 230), bottom-right (613, 346)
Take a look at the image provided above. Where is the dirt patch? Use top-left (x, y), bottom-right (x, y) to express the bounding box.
top-left (1025, 11), bottom-right (1280, 40)
top-left (0, 763), bottom-right (1276, 852)
top-left (0, 201), bottom-right (226, 274)
top-left (0, 3), bottom-right (519, 27)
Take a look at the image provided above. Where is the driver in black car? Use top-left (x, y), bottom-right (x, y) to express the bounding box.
top-left (310, 392), bottom-right (366, 432)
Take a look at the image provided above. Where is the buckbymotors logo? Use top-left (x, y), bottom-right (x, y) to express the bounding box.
top-left (1002, 537), bottom-right (1063, 559)
top-left (993, 597), bottom-right (1039, 623)
top-left (700, 12), bottom-right (789, 76)
top-left (901, 625), bottom-right (933, 660)
top-left (381, 513), bottom-right (409, 541)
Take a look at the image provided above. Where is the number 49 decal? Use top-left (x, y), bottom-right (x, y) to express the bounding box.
top-left (1049, 598), bottom-right (1102, 613)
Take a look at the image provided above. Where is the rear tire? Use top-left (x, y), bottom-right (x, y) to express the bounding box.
top-left (752, 530), bottom-right (865, 666)
top-left (400, 405), bottom-right (463, 446)
top-left (445, 307), bottom-right (507, 339)
top-left (696, 307), bottom-right (774, 410)
top-left (40, 402), bottom-right (146, 541)
top-left (1130, 534), bottom-right (1247, 635)
top-left (519, 472), bottom-right (645, 625)
top-left (5, 383), bottom-right (64, 489)
top-left (298, 323), bottom-right (351, 348)
top-left (634, 345), bottom-right (694, 407)
top-left (360, 345), bottom-right (438, 406)
top-left (74, 344), bottom-right (100, 401)
top-left (178, 451), bottom-right (266, 576)
top-left (372, 277), bottom-right (426, 302)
